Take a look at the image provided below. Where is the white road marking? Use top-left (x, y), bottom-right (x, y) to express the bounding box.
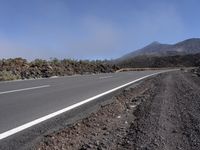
top-left (0, 70), bottom-right (174, 140)
top-left (99, 76), bottom-right (113, 79)
top-left (0, 85), bottom-right (50, 95)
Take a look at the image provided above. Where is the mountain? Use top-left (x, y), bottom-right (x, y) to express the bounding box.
top-left (119, 38), bottom-right (200, 61)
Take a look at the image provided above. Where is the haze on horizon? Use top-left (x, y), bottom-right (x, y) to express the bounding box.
top-left (0, 0), bottom-right (200, 60)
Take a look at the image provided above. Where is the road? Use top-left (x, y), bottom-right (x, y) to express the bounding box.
top-left (0, 70), bottom-right (170, 140)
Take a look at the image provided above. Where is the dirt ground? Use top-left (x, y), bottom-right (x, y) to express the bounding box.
top-left (34, 70), bottom-right (200, 150)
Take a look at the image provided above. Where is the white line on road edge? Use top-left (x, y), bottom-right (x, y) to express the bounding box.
top-left (99, 76), bottom-right (113, 79)
top-left (0, 85), bottom-right (50, 95)
top-left (0, 70), bottom-right (175, 140)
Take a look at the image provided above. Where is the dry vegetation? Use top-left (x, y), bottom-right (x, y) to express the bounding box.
top-left (0, 58), bottom-right (119, 81)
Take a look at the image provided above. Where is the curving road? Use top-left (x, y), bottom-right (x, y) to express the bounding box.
top-left (0, 70), bottom-right (172, 140)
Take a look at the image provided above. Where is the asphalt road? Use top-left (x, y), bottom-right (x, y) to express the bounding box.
top-left (0, 70), bottom-right (170, 140)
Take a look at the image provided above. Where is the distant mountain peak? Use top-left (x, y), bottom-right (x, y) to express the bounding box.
top-left (118, 38), bottom-right (200, 61)
top-left (144, 41), bottom-right (162, 49)
top-left (150, 41), bottom-right (160, 45)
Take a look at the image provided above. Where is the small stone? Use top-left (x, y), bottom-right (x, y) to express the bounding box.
top-left (103, 132), bottom-right (109, 136)
top-left (96, 140), bottom-right (100, 146)
top-left (130, 105), bottom-right (137, 108)
top-left (102, 127), bottom-right (107, 130)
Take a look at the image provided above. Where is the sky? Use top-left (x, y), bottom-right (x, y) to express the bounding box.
top-left (0, 0), bottom-right (200, 60)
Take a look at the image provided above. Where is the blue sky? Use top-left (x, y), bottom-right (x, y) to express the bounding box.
top-left (0, 0), bottom-right (199, 60)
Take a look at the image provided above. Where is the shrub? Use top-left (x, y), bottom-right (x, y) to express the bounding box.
top-left (0, 70), bottom-right (21, 81)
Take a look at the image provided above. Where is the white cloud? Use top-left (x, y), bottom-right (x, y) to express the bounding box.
top-left (64, 16), bottom-right (121, 59)
top-left (64, 2), bottom-right (185, 59)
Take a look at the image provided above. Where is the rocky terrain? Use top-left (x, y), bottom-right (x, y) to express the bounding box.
top-left (34, 70), bottom-right (200, 150)
top-left (0, 58), bottom-right (119, 81)
top-left (192, 66), bottom-right (200, 77)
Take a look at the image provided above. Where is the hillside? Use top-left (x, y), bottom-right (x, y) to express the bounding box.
top-left (117, 53), bottom-right (200, 68)
top-left (119, 38), bottom-right (200, 60)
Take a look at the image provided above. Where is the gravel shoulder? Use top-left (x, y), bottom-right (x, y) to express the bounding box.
top-left (34, 70), bottom-right (200, 150)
